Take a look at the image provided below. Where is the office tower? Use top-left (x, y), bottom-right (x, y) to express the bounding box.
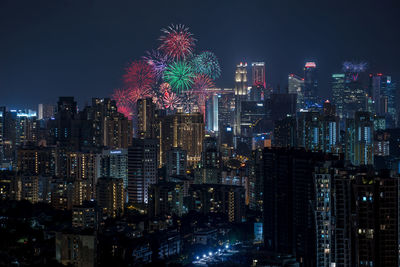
top-left (160, 111), bottom-right (204, 166)
top-left (352, 173), bottom-right (399, 267)
top-left (234, 62), bottom-right (248, 96)
top-left (128, 138), bottom-right (158, 205)
top-left (331, 73), bottom-right (346, 118)
top-left (321, 102), bottom-right (340, 153)
top-left (96, 177), bottom-right (125, 218)
top-left (273, 116), bottom-right (297, 148)
top-left (263, 147), bottom-right (341, 266)
top-left (346, 112), bottom-right (374, 165)
top-left (374, 130), bottom-right (390, 156)
top-left (303, 62), bottom-right (318, 105)
top-left (103, 108), bottom-right (133, 150)
top-left (165, 147), bottom-right (187, 180)
top-left (252, 62), bottom-right (266, 88)
top-left (98, 149), bottom-right (128, 188)
top-left (218, 92), bottom-right (235, 148)
top-left (148, 182), bottom-right (184, 217)
top-left (205, 94), bottom-right (219, 132)
top-left (137, 98), bottom-right (156, 139)
top-left (234, 62), bottom-right (248, 139)
top-left (189, 184), bottom-right (245, 223)
top-left (369, 74), bottom-right (397, 127)
top-left (38, 104), bottom-right (55, 120)
top-left (288, 74), bottom-right (305, 110)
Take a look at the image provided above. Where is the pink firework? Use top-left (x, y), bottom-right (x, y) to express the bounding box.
top-left (192, 74), bottom-right (214, 97)
top-left (163, 90), bottom-right (181, 110)
top-left (128, 87), bottom-right (152, 105)
top-left (159, 82), bottom-right (171, 93)
top-left (117, 105), bottom-right (133, 120)
top-left (123, 60), bottom-right (156, 91)
top-left (159, 24), bottom-right (196, 61)
top-left (112, 88), bottom-right (132, 106)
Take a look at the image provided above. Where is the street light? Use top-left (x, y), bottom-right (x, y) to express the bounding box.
top-left (196, 256), bottom-right (199, 260)
top-left (203, 254), bottom-right (206, 258)
top-left (225, 244), bottom-right (229, 249)
top-left (209, 252), bottom-right (212, 256)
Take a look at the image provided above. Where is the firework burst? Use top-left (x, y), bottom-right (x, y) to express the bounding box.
top-left (163, 61), bottom-right (195, 94)
top-left (159, 24), bottom-right (196, 61)
top-left (117, 105), bottom-right (134, 120)
top-left (142, 50), bottom-right (169, 79)
top-left (163, 90), bottom-right (181, 110)
top-left (112, 88), bottom-right (132, 106)
top-left (192, 51), bottom-right (221, 79)
top-left (123, 60), bottom-right (156, 91)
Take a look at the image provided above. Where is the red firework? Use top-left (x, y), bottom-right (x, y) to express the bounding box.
top-left (128, 87), bottom-right (152, 105)
top-left (159, 24), bottom-right (196, 60)
top-left (193, 74), bottom-right (215, 96)
top-left (123, 60), bottom-right (156, 90)
top-left (117, 105), bottom-right (133, 120)
top-left (163, 90), bottom-right (181, 110)
top-left (112, 88), bottom-right (132, 106)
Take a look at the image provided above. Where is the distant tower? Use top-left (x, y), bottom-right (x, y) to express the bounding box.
top-left (234, 62), bottom-right (248, 96)
top-left (234, 63), bottom-right (248, 140)
top-left (303, 62), bottom-right (318, 105)
top-left (288, 74), bottom-right (305, 110)
top-left (252, 62), bottom-right (266, 88)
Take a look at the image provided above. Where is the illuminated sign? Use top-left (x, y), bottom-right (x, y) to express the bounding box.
top-left (110, 150), bottom-right (122, 154)
top-left (305, 62), bottom-right (316, 68)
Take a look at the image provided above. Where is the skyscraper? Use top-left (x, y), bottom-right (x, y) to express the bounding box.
top-left (331, 73), bottom-right (346, 118)
top-left (251, 62), bottom-right (266, 88)
top-left (128, 138), bottom-right (158, 205)
top-left (288, 74), bottom-right (305, 110)
top-left (303, 62), bottom-right (318, 105)
top-left (137, 98), bottom-right (156, 139)
top-left (234, 62), bottom-right (248, 96)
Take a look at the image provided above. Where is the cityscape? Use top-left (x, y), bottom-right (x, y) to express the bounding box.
top-left (1, 1), bottom-right (400, 267)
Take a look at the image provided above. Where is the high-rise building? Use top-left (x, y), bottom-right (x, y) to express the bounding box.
top-left (128, 138), bottom-right (158, 205)
top-left (263, 147), bottom-right (341, 266)
top-left (165, 147), bottom-right (187, 180)
top-left (345, 112), bottom-right (374, 165)
top-left (97, 149), bottom-right (128, 188)
top-left (148, 182), bottom-right (185, 217)
top-left (251, 62), bottom-right (266, 88)
top-left (96, 177), bottom-right (125, 218)
top-left (38, 104), bottom-right (55, 120)
top-left (160, 111), bottom-right (204, 166)
top-left (234, 62), bottom-right (248, 96)
top-left (189, 184), bottom-right (245, 223)
top-left (331, 73), bottom-right (346, 118)
top-left (288, 74), bottom-right (305, 110)
top-left (205, 94), bottom-right (219, 132)
top-left (303, 62), bottom-right (318, 105)
top-left (137, 98), bottom-right (156, 139)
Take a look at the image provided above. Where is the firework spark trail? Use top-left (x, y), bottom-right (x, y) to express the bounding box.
top-left (159, 24), bottom-right (196, 61)
top-left (112, 88), bottom-right (132, 106)
top-left (117, 105), bottom-right (134, 120)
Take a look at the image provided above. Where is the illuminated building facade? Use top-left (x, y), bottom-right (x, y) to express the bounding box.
top-left (304, 62), bottom-right (318, 105)
top-left (96, 177), bottom-right (124, 218)
top-left (251, 62), bottom-right (266, 88)
top-left (288, 74), bottom-right (305, 110)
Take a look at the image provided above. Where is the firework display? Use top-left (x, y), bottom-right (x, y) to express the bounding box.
top-left (191, 51), bottom-right (221, 79)
top-left (159, 24), bottom-right (196, 60)
top-left (112, 24), bottom-right (221, 120)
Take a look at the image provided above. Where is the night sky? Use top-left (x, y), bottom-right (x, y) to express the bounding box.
top-left (1, 0), bottom-right (400, 109)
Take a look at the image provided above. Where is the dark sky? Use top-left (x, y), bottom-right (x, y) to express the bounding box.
top-left (1, 0), bottom-right (400, 109)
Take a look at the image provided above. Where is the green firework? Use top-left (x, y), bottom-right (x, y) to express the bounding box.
top-left (163, 61), bottom-right (195, 94)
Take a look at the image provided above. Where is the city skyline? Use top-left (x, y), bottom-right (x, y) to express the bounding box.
top-left (2, 0), bottom-right (400, 108)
